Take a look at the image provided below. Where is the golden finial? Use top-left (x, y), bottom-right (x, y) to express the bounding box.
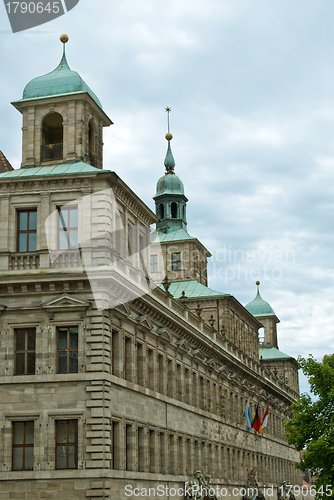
top-left (60, 34), bottom-right (69, 43)
top-left (256, 281), bottom-right (260, 286)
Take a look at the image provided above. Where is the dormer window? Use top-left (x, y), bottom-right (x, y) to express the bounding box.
top-left (41, 112), bottom-right (63, 162)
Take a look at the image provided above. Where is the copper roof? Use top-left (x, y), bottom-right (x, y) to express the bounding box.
top-left (0, 151), bottom-right (14, 173)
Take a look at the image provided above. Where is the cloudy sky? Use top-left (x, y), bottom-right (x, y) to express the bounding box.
top-left (1, 0), bottom-right (334, 395)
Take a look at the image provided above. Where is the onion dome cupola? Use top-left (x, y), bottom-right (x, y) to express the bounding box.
top-left (12, 35), bottom-right (112, 169)
top-left (245, 281), bottom-right (280, 348)
top-left (153, 108), bottom-right (188, 233)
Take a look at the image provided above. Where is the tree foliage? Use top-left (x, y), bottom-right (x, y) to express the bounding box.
top-left (284, 354), bottom-right (334, 494)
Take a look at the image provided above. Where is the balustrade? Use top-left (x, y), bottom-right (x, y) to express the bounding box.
top-left (8, 253), bottom-right (40, 271)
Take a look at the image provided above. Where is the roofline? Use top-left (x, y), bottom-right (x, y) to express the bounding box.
top-left (11, 92), bottom-right (113, 126)
top-left (251, 313), bottom-right (280, 324)
top-left (183, 294), bottom-right (263, 329)
top-left (157, 236), bottom-right (212, 257)
top-left (153, 192), bottom-right (188, 202)
top-left (0, 165), bottom-right (158, 224)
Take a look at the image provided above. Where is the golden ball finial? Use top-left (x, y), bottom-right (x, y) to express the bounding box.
top-left (256, 281), bottom-right (260, 286)
top-left (165, 133), bottom-right (173, 141)
top-left (60, 34), bottom-right (69, 44)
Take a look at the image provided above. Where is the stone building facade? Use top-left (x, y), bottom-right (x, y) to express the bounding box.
top-left (0, 37), bottom-right (302, 499)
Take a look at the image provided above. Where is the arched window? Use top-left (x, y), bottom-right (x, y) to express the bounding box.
top-left (88, 120), bottom-right (96, 166)
top-left (171, 202), bottom-right (177, 219)
top-left (41, 112), bottom-right (63, 161)
top-left (159, 203), bottom-right (164, 220)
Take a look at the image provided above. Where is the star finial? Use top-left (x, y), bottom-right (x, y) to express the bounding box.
top-left (165, 107), bottom-right (172, 135)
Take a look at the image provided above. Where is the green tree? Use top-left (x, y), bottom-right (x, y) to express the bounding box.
top-left (285, 354), bottom-right (334, 496)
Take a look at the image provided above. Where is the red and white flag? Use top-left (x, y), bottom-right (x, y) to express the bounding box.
top-left (261, 406), bottom-right (269, 429)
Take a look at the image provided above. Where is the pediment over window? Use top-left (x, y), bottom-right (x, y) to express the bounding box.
top-left (135, 314), bottom-right (153, 330)
top-left (174, 338), bottom-right (188, 351)
top-left (156, 327), bottom-right (171, 342)
top-left (204, 358), bottom-right (215, 367)
top-left (115, 303), bottom-right (131, 317)
top-left (42, 294), bottom-right (91, 314)
top-left (189, 348), bottom-right (205, 361)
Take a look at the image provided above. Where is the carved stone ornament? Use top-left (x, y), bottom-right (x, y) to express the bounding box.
top-left (185, 470), bottom-right (218, 500)
top-left (278, 481), bottom-right (296, 500)
top-left (243, 468), bottom-right (266, 500)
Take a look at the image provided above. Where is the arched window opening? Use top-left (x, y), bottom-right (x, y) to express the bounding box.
top-left (258, 327), bottom-right (264, 346)
top-left (159, 203), bottom-right (164, 220)
top-left (183, 205), bottom-right (186, 219)
top-left (88, 120), bottom-right (96, 166)
top-left (171, 202), bottom-right (177, 219)
top-left (41, 112), bottom-right (63, 161)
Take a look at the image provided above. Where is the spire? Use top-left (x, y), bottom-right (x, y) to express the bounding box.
top-left (164, 107), bottom-right (175, 174)
top-left (56, 34), bottom-right (70, 71)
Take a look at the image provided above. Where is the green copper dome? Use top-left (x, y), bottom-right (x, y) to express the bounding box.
top-left (155, 133), bottom-right (185, 197)
top-left (245, 286), bottom-right (276, 317)
top-left (22, 48), bottom-right (102, 108)
top-left (155, 172), bottom-right (184, 197)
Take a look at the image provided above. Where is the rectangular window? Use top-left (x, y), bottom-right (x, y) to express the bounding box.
top-left (57, 326), bottom-right (78, 373)
top-left (127, 224), bottom-right (133, 256)
top-left (17, 210), bottom-right (37, 252)
top-left (115, 213), bottom-right (122, 255)
top-left (124, 336), bottom-right (131, 381)
top-left (15, 328), bottom-right (36, 375)
top-left (160, 432), bottom-right (166, 474)
top-left (139, 233), bottom-right (145, 254)
top-left (56, 420), bottom-right (78, 469)
top-left (112, 420), bottom-right (121, 470)
top-left (12, 421), bottom-right (34, 470)
top-left (126, 424), bottom-right (133, 471)
top-left (172, 252), bottom-right (181, 270)
top-left (158, 353), bottom-right (164, 394)
top-left (138, 427), bottom-right (145, 472)
top-left (137, 343), bottom-right (144, 386)
top-left (150, 254), bottom-right (158, 273)
top-left (149, 429), bottom-right (155, 473)
top-left (148, 349), bottom-right (154, 391)
top-left (58, 206), bottom-right (78, 250)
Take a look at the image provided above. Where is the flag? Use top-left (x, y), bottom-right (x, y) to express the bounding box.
top-left (251, 406), bottom-right (263, 434)
top-left (261, 406), bottom-right (269, 429)
top-left (243, 397), bottom-right (252, 433)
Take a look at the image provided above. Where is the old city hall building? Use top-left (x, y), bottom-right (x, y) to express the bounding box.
top-left (0, 36), bottom-right (301, 499)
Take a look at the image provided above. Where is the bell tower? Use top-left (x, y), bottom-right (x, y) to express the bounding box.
top-left (11, 35), bottom-right (112, 169)
top-left (150, 109), bottom-right (211, 286)
top-left (153, 107), bottom-right (188, 233)
top-left (245, 281), bottom-right (280, 348)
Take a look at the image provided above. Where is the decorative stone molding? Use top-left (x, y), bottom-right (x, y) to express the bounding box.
top-left (41, 294), bottom-right (91, 317)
